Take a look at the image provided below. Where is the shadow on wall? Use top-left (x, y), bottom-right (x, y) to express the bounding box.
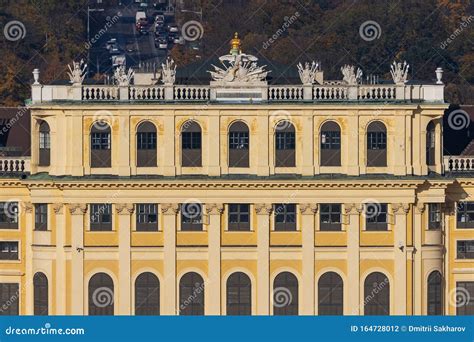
top-left (0, 107), bottom-right (31, 157)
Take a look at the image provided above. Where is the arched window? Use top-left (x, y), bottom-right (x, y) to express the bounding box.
top-left (38, 121), bottom-right (50, 167)
top-left (366, 121), bottom-right (387, 167)
top-left (181, 121), bottom-right (202, 167)
top-left (135, 272), bottom-right (160, 315)
top-left (426, 121), bottom-right (436, 166)
top-left (179, 272), bottom-right (204, 315)
top-left (275, 121), bottom-right (295, 167)
top-left (227, 272), bottom-right (251, 315)
top-left (427, 271), bottom-right (442, 315)
top-left (88, 273), bottom-right (114, 315)
top-left (136, 121), bottom-right (157, 167)
top-left (90, 122), bottom-right (111, 168)
top-left (320, 121), bottom-right (341, 166)
top-left (273, 272), bottom-right (298, 315)
top-left (33, 272), bottom-right (48, 315)
top-left (318, 272), bottom-right (343, 315)
top-left (364, 272), bottom-right (389, 315)
top-left (228, 121), bottom-right (249, 167)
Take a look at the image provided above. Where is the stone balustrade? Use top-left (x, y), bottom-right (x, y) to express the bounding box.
top-left (30, 82), bottom-right (444, 104)
top-left (0, 157), bottom-right (30, 174)
top-left (444, 156), bottom-right (474, 173)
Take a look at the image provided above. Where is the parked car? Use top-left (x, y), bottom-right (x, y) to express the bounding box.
top-left (168, 24), bottom-right (179, 33)
top-left (105, 38), bottom-right (117, 50)
top-left (155, 38), bottom-right (168, 49)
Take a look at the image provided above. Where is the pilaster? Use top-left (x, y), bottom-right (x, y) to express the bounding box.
top-left (255, 203), bottom-right (272, 314)
top-left (161, 203), bottom-right (179, 314)
top-left (300, 204), bottom-right (317, 315)
top-left (116, 203), bottom-right (134, 315)
top-left (206, 203), bottom-right (224, 314)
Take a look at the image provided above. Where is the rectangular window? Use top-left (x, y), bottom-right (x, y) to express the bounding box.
top-left (34, 204), bottom-right (48, 231)
top-left (275, 132), bottom-right (295, 150)
top-left (457, 240), bottom-right (474, 259)
top-left (321, 131), bottom-right (340, 149)
top-left (428, 203), bottom-right (442, 230)
top-left (136, 204), bottom-right (158, 231)
top-left (0, 283), bottom-right (19, 315)
top-left (90, 204), bottom-right (112, 231)
top-left (39, 132), bottom-right (50, 149)
top-left (0, 202), bottom-right (18, 229)
top-left (91, 133), bottom-right (111, 150)
top-left (182, 132), bottom-right (201, 149)
top-left (137, 132), bottom-right (157, 150)
top-left (457, 202), bottom-right (474, 228)
top-left (181, 203), bottom-right (203, 231)
top-left (367, 132), bottom-right (386, 150)
top-left (229, 132), bottom-right (249, 150)
top-left (366, 203), bottom-right (388, 231)
top-left (274, 204), bottom-right (296, 231)
top-left (0, 242), bottom-right (18, 260)
top-left (228, 204), bottom-right (250, 231)
top-left (456, 282), bottom-right (474, 315)
top-left (320, 204), bottom-right (342, 231)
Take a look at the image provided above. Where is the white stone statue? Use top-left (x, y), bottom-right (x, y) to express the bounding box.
top-left (390, 61), bottom-right (409, 84)
top-left (161, 57), bottom-right (176, 85)
top-left (341, 64), bottom-right (363, 85)
top-left (113, 65), bottom-right (134, 86)
top-left (67, 59), bottom-right (87, 85)
top-left (209, 53), bottom-right (268, 85)
top-left (297, 61), bottom-right (319, 85)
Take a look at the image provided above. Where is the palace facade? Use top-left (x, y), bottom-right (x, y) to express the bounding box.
top-left (0, 39), bottom-right (473, 316)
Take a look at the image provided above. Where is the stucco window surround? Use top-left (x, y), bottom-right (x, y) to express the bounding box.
top-left (0, 239), bottom-right (20, 264)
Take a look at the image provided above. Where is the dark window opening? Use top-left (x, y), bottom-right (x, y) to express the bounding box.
top-left (90, 122), bottom-right (111, 168)
top-left (136, 204), bottom-right (158, 231)
top-left (0, 283), bottom-right (19, 315)
top-left (228, 204), bottom-right (250, 231)
top-left (318, 272), bottom-right (343, 315)
top-left (181, 122), bottom-right (202, 167)
top-left (274, 203), bottom-right (296, 231)
top-left (364, 272), bottom-right (390, 315)
top-left (275, 121), bottom-right (295, 167)
top-left (365, 203), bottom-right (388, 231)
top-left (227, 272), bottom-right (251, 315)
top-left (0, 242), bottom-right (18, 260)
top-left (0, 202), bottom-right (18, 229)
top-left (229, 122), bottom-right (250, 168)
top-left (35, 204), bottom-right (48, 231)
top-left (38, 121), bottom-right (50, 167)
top-left (427, 271), bottom-right (442, 315)
top-left (273, 272), bottom-right (298, 315)
top-left (320, 204), bottom-right (342, 231)
top-left (457, 240), bottom-right (474, 259)
top-left (429, 203), bottom-right (442, 230)
top-left (88, 273), bottom-right (114, 315)
top-left (90, 204), bottom-right (112, 231)
top-left (135, 272), bottom-right (160, 315)
top-left (137, 122), bottom-right (157, 167)
top-left (457, 202), bottom-right (474, 229)
top-left (367, 122), bottom-right (387, 167)
top-left (320, 121), bottom-right (341, 167)
top-left (34, 272), bottom-right (48, 315)
top-left (179, 272), bottom-right (204, 315)
top-left (181, 203), bottom-right (203, 231)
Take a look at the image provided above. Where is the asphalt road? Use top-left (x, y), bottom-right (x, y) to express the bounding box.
top-left (88, 0), bottom-right (169, 77)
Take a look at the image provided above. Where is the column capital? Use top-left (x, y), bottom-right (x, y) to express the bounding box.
top-left (299, 203), bottom-right (318, 215)
top-left (116, 203), bottom-right (134, 215)
top-left (255, 203), bottom-right (273, 215)
top-left (205, 203), bottom-right (224, 215)
top-left (23, 201), bottom-right (33, 213)
top-left (67, 203), bottom-right (87, 215)
top-left (344, 203), bottom-right (363, 215)
top-left (391, 203), bottom-right (410, 215)
top-left (161, 203), bottom-right (179, 215)
top-left (414, 202), bottom-right (425, 214)
top-left (53, 203), bottom-right (64, 215)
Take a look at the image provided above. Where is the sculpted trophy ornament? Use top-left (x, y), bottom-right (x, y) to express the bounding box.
top-left (208, 33), bottom-right (269, 85)
top-left (161, 57), bottom-right (176, 85)
top-left (67, 59), bottom-right (87, 85)
top-left (297, 61), bottom-right (319, 85)
top-left (113, 65), bottom-right (134, 86)
top-left (341, 64), bottom-right (363, 85)
top-left (390, 60), bottom-right (409, 84)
